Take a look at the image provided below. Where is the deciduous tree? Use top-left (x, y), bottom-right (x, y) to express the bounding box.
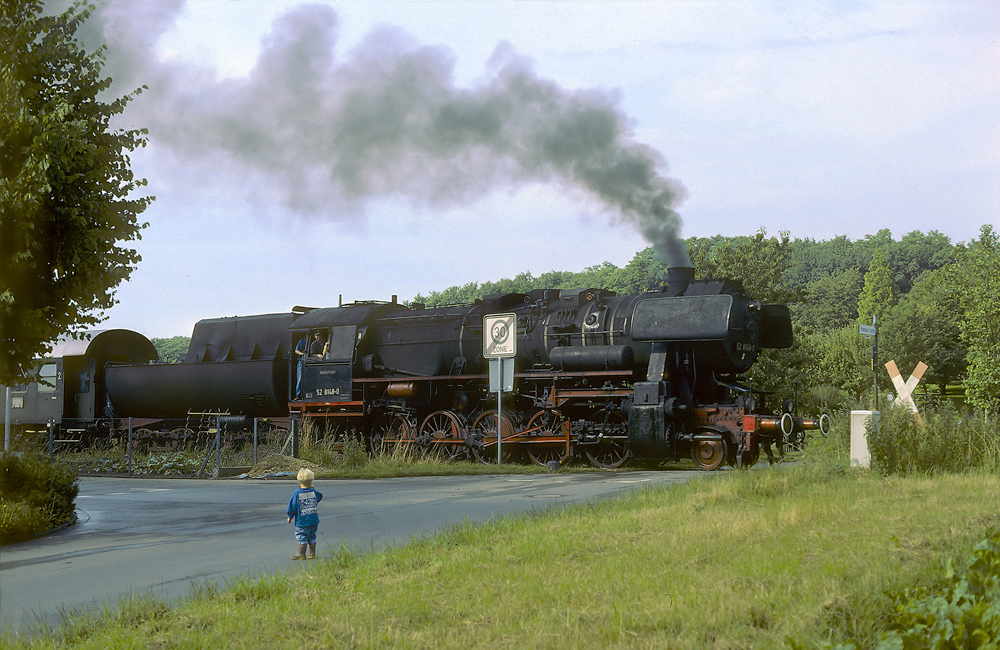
top-left (857, 249), bottom-right (898, 327)
top-left (0, 0), bottom-right (151, 384)
top-left (949, 225), bottom-right (1000, 412)
top-left (793, 268), bottom-right (864, 334)
top-left (880, 268), bottom-right (966, 392)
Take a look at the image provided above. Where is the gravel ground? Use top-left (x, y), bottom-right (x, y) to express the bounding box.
top-left (247, 454), bottom-right (329, 476)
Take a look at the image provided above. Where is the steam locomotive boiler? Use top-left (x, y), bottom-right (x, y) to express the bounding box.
top-left (290, 266), bottom-right (826, 469)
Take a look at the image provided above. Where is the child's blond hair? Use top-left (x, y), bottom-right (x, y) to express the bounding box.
top-left (297, 468), bottom-right (314, 486)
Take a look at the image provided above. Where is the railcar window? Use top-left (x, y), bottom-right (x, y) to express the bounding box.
top-left (38, 363), bottom-right (57, 393)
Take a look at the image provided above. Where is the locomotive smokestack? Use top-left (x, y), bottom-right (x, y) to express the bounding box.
top-left (667, 266), bottom-right (695, 296)
top-left (86, 2), bottom-right (689, 256)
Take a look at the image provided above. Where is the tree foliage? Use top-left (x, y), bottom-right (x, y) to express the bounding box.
top-left (0, 0), bottom-right (151, 384)
top-left (879, 268), bottom-right (966, 391)
top-left (793, 268), bottom-right (864, 334)
top-left (151, 336), bottom-right (190, 364)
top-left (813, 326), bottom-right (873, 403)
top-left (857, 249), bottom-right (898, 327)
top-left (949, 225), bottom-right (1000, 412)
top-left (785, 229), bottom-right (953, 294)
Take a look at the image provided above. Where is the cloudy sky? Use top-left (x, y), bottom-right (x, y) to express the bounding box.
top-left (76, 0), bottom-right (998, 338)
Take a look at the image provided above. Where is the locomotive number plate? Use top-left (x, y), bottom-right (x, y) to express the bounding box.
top-left (303, 363), bottom-right (352, 402)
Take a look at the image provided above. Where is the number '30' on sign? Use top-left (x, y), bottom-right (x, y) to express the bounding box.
top-left (483, 313), bottom-right (517, 358)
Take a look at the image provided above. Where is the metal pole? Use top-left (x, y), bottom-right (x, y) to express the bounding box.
top-left (253, 418), bottom-right (259, 466)
top-left (215, 415), bottom-right (221, 474)
top-left (4, 385), bottom-right (11, 452)
top-left (48, 419), bottom-right (54, 463)
top-left (497, 364), bottom-right (503, 465)
top-left (128, 417), bottom-right (133, 475)
top-left (872, 315), bottom-right (879, 410)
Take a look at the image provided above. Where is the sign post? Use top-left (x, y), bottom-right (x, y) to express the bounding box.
top-left (859, 317), bottom-right (879, 409)
top-left (484, 313), bottom-right (517, 464)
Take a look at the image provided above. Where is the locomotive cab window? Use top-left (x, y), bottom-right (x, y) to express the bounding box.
top-left (308, 330), bottom-right (329, 359)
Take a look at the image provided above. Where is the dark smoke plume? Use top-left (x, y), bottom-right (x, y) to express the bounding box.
top-left (85, 1), bottom-right (690, 266)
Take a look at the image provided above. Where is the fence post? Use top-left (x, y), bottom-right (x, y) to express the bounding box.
top-left (291, 417), bottom-right (299, 458)
top-left (128, 417), bottom-right (133, 475)
top-left (4, 385), bottom-right (10, 453)
top-left (215, 415), bottom-right (222, 475)
top-left (48, 419), bottom-right (54, 462)
top-left (253, 418), bottom-right (259, 466)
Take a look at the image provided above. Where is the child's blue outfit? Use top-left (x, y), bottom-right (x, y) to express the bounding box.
top-left (287, 486), bottom-right (323, 544)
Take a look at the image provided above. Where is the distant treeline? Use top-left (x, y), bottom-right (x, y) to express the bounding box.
top-left (150, 336), bottom-right (189, 365)
top-left (414, 228), bottom-right (954, 316)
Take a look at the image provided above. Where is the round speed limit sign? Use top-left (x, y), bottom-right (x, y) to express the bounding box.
top-left (483, 313), bottom-right (516, 358)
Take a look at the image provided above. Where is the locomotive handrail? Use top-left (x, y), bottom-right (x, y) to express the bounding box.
top-left (350, 369), bottom-right (637, 383)
top-left (543, 329), bottom-right (626, 338)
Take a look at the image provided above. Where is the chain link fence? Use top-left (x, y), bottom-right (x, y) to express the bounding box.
top-left (34, 416), bottom-right (292, 477)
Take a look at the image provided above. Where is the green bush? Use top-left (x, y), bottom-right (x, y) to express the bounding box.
top-left (876, 529), bottom-right (1000, 649)
top-left (0, 452), bottom-right (79, 543)
top-left (792, 529), bottom-right (1000, 650)
top-left (868, 402), bottom-right (1000, 476)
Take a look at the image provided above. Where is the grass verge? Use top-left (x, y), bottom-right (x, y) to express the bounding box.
top-left (4, 463), bottom-right (998, 649)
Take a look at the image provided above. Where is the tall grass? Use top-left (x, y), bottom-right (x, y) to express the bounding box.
top-left (868, 402), bottom-right (1000, 475)
top-left (296, 422), bottom-right (550, 478)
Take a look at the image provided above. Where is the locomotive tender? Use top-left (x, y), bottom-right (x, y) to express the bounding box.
top-left (5, 266), bottom-right (826, 468)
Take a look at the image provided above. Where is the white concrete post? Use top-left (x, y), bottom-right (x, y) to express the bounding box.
top-left (850, 410), bottom-right (880, 468)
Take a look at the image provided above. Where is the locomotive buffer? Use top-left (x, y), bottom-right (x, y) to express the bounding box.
top-left (484, 313), bottom-right (516, 464)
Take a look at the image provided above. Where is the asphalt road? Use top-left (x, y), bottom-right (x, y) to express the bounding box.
top-left (0, 470), bottom-right (697, 633)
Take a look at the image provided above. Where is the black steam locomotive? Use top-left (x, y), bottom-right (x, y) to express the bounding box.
top-left (4, 266), bottom-right (827, 469)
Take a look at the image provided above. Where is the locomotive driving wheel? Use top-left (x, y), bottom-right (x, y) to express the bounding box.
top-left (369, 413), bottom-right (414, 456)
top-left (525, 409), bottom-right (569, 467)
top-left (584, 409), bottom-right (630, 469)
top-left (419, 410), bottom-right (467, 460)
top-left (692, 435), bottom-right (727, 471)
top-left (469, 410), bottom-right (517, 464)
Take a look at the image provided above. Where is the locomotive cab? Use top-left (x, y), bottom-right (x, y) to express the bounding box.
top-left (290, 301), bottom-right (406, 403)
